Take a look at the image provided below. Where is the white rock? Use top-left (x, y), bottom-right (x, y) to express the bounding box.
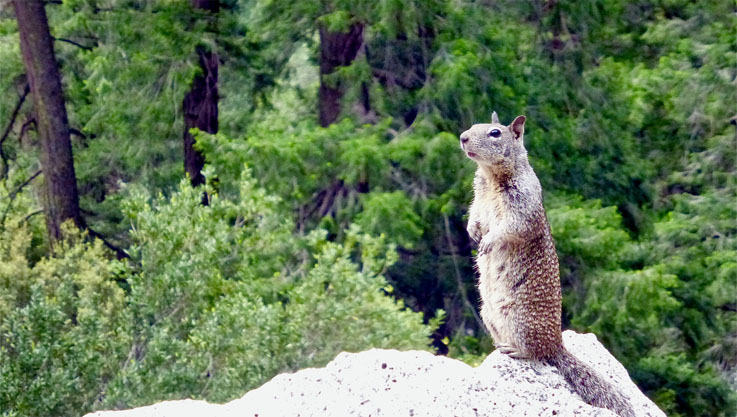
top-left (84, 331), bottom-right (665, 417)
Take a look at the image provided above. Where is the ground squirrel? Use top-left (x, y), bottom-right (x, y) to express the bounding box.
top-left (460, 112), bottom-right (635, 417)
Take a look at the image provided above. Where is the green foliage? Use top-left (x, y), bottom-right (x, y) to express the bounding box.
top-left (0, 226), bottom-right (129, 416)
top-left (288, 226), bottom-right (430, 364)
top-left (548, 195), bottom-right (632, 271)
top-left (547, 192), bottom-right (737, 415)
top-left (355, 191), bottom-right (423, 248)
top-left (0, 0), bottom-right (734, 415)
top-left (0, 170), bottom-right (433, 415)
top-left (0, 0), bottom-right (280, 244)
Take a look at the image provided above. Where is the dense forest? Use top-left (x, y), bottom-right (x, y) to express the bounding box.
top-left (0, 0), bottom-right (734, 416)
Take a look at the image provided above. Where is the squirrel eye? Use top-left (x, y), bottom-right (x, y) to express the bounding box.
top-left (488, 129), bottom-right (501, 138)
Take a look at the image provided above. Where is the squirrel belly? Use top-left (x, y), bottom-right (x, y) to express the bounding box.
top-left (461, 112), bottom-right (636, 417)
top-left (475, 226), bottom-right (563, 360)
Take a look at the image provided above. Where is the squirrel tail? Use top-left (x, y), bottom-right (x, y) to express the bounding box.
top-left (545, 348), bottom-right (636, 417)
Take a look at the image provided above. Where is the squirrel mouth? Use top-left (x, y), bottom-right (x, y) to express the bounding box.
top-left (467, 152), bottom-right (477, 158)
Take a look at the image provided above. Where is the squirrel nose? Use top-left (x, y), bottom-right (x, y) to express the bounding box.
top-left (460, 132), bottom-right (469, 144)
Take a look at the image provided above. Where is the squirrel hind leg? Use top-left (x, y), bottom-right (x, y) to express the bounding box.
top-left (495, 343), bottom-right (530, 359)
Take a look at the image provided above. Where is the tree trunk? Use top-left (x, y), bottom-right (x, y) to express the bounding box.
top-left (183, 0), bottom-right (219, 187)
top-left (14, 0), bottom-right (83, 244)
top-left (318, 22), bottom-right (364, 127)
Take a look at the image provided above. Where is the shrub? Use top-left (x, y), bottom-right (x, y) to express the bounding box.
top-left (0, 170), bottom-right (435, 415)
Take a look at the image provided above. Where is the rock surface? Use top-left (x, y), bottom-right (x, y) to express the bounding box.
top-left (84, 331), bottom-right (665, 417)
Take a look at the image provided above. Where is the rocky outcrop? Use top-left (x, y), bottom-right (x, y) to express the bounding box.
top-left (84, 331), bottom-right (665, 417)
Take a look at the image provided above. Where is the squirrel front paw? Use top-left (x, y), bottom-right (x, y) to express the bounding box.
top-left (478, 239), bottom-right (494, 256)
top-left (477, 233), bottom-right (501, 256)
top-left (467, 220), bottom-right (483, 243)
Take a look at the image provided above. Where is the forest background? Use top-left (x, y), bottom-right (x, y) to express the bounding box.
top-left (0, 0), bottom-right (734, 416)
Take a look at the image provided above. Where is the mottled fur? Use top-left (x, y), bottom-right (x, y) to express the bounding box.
top-left (460, 112), bottom-right (635, 417)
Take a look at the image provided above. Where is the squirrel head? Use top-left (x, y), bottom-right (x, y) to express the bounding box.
top-left (459, 112), bottom-right (527, 172)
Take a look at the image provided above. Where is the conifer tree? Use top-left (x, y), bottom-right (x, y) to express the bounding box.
top-left (183, 0), bottom-right (220, 187)
top-left (13, 0), bottom-right (83, 244)
top-left (318, 21), bottom-right (364, 126)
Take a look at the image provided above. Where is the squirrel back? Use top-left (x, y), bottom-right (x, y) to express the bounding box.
top-left (460, 112), bottom-right (635, 417)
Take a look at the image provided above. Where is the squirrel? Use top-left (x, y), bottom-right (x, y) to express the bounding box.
top-left (460, 112), bottom-right (635, 417)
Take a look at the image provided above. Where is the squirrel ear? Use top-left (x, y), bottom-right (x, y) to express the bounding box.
top-left (491, 111), bottom-right (499, 124)
top-left (510, 115), bottom-right (526, 139)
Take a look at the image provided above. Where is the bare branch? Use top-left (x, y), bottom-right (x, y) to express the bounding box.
top-left (4, 170), bottom-right (41, 200)
top-left (22, 209), bottom-right (43, 223)
top-left (0, 170), bottom-right (41, 228)
top-left (0, 84), bottom-right (30, 178)
top-left (372, 68), bottom-right (415, 89)
top-left (86, 226), bottom-right (130, 260)
top-left (69, 128), bottom-right (87, 139)
top-left (0, 84), bottom-right (29, 147)
top-left (53, 37), bottom-right (94, 51)
top-left (19, 117), bottom-right (36, 142)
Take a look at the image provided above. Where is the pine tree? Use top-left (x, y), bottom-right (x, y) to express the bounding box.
top-left (13, 0), bottom-right (83, 244)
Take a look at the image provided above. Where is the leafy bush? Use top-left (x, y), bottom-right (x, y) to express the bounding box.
top-left (0, 170), bottom-right (434, 415)
top-left (0, 226), bottom-right (129, 416)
